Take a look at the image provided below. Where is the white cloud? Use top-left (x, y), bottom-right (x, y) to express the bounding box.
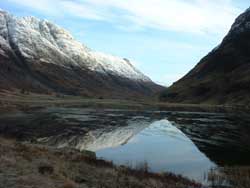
top-left (6, 0), bottom-right (242, 37)
top-left (6, 0), bottom-right (56, 14)
top-left (69, 0), bottom-right (242, 37)
top-left (60, 1), bottom-right (109, 21)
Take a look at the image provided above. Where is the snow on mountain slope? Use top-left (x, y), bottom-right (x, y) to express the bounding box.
top-left (0, 10), bottom-right (150, 82)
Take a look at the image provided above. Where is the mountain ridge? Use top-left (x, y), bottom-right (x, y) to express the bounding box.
top-left (0, 10), bottom-right (163, 99)
top-left (160, 7), bottom-right (250, 105)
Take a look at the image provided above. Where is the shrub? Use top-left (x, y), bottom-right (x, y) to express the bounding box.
top-left (38, 164), bottom-right (54, 175)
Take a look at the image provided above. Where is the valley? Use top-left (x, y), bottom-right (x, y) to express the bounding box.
top-left (1, 4), bottom-right (250, 188)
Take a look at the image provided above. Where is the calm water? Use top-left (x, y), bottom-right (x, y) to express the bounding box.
top-left (96, 119), bottom-right (216, 181)
top-left (1, 107), bottom-right (250, 182)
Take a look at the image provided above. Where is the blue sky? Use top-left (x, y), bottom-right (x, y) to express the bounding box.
top-left (0, 0), bottom-right (249, 86)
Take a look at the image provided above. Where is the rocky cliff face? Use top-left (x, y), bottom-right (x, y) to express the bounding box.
top-left (0, 9), bottom-right (162, 99)
top-left (160, 8), bottom-right (250, 104)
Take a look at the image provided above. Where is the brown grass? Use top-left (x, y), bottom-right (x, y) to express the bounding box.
top-left (0, 137), bottom-right (202, 188)
top-left (1, 89), bottom-right (249, 114)
top-left (208, 166), bottom-right (250, 188)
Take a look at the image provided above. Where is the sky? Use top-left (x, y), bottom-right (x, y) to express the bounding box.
top-left (0, 0), bottom-right (249, 86)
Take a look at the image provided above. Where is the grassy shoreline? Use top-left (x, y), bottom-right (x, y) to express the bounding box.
top-left (0, 137), bottom-right (202, 188)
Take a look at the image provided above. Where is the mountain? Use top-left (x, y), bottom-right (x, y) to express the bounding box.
top-left (0, 10), bottom-right (163, 99)
top-left (160, 8), bottom-right (250, 105)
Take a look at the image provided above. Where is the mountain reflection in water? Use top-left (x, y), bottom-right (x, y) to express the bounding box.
top-left (96, 119), bottom-right (216, 181)
top-left (1, 107), bottom-right (250, 182)
top-left (37, 119), bottom-right (150, 151)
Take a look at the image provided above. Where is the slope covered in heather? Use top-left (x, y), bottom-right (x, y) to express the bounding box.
top-left (160, 8), bottom-right (250, 105)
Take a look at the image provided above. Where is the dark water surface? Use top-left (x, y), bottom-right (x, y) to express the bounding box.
top-left (1, 107), bottom-right (250, 182)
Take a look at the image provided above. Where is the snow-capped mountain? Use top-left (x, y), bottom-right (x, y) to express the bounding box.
top-left (0, 9), bottom-right (162, 98)
top-left (160, 7), bottom-right (250, 104)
